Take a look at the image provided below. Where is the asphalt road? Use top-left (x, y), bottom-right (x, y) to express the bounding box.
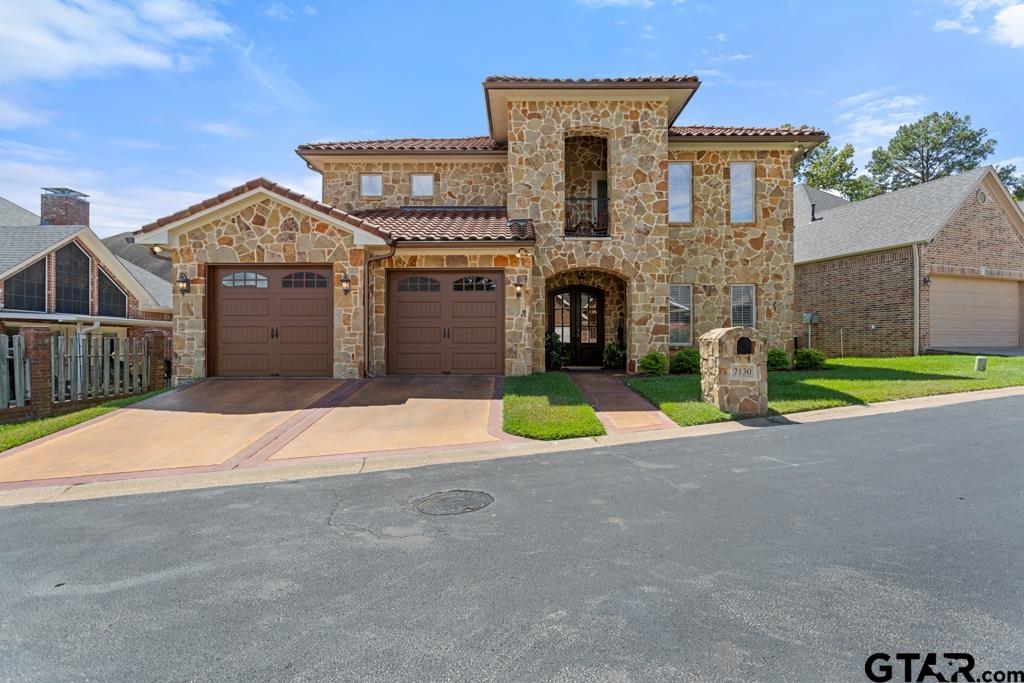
top-left (2, 397), bottom-right (1024, 681)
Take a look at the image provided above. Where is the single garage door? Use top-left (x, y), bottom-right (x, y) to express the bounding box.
top-left (387, 270), bottom-right (504, 374)
top-left (930, 276), bottom-right (1021, 347)
top-left (212, 266), bottom-right (333, 377)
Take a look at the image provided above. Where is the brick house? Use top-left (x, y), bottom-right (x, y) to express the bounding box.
top-left (794, 167), bottom-right (1024, 356)
top-left (134, 75), bottom-right (825, 383)
top-left (1, 189), bottom-right (173, 341)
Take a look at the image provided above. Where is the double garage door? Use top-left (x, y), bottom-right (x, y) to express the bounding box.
top-left (387, 270), bottom-right (504, 375)
top-left (930, 276), bottom-right (1021, 347)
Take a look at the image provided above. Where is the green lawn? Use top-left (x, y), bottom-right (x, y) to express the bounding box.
top-left (503, 372), bottom-right (606, 440)
top-left (0, 389), bottom-right (168, 453)
top-left (628, 355), bottom-right (1024, 427)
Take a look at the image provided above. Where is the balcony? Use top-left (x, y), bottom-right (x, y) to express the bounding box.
top-left (565, 197), bottom-right (609, 238)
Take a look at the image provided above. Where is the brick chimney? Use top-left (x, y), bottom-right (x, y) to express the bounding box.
top-left (40, 187), bottom-right (89, 226)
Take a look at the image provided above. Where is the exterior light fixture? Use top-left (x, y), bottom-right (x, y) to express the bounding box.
top-left (340, 273), bottom-right (352, 295)
top-left (514, 275), bottom-right (527, 298)
top-left (176, 271), bottom-right (191, 294)
top-left (151, 245), bottom-right (164, 254)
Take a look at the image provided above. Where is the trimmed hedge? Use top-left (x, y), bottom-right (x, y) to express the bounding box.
top-left (767, 348), bottom-right (791, 371)
top-left (670, 347), bottom-right (701, 374)
top-left (638, 351), bottom-right (670, 376)
top-left (793, 348), bottom-right (827, 370)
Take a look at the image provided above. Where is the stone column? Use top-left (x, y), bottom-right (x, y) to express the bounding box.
top-left (699, 326), bottom-right (768, 418)
top-left (20, 327), bottom-right (55, 418)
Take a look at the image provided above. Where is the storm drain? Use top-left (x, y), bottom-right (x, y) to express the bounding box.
top-left (414, 490), bottom-right (494, 516)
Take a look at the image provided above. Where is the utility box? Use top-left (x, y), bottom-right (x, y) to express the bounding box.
top-left (699, 326), bottom-right (769, 418)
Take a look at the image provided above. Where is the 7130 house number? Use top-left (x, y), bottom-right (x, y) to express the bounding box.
top-left (729, 364), bottom-right (758, 381)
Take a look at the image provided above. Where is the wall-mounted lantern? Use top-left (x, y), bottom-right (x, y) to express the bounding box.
top-left (176, 271), bottom-right (191, 294)
top-left (340, 273), bottom-right (352, 295)
top-left (514, 275), bottom-right (527, 298)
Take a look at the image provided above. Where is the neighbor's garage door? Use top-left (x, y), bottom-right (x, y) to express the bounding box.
top-left (387, 270), bottom-right (504, 374)
top-left (212, 266), bottom-right (333, 377)
top-left (930, 276), bottom-right (1020, 347)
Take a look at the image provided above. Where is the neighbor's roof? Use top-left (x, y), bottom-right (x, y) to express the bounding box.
top-left (351, 207), bottom-right (534, 242)
top-left (483, 75), bottom-right (700, 85)
top-left (103, 231), bottom-right (172, 281)
top-left (0, 224), bottom-right (83, 275)
top-left (117, 257), bottom-right (172, 308)
top-left (0, 196), bottom-right (40, 227)
top-left (795, 166), bottom-right (992, 264)
top-left (793, 184), bottom-right (850, 225)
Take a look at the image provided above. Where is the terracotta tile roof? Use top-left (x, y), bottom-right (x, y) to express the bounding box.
top-left (297, 137), bottom-right (504, 153)
top-left (136, 178), bottom-right (391, 240)
top-left (351, 207), bottom-right (534, 242)
top-left (485, 75), bottom-right (700, 85)
top-left (670, 125), bottom-right (826, 139)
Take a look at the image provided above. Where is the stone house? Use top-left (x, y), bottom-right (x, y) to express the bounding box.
top-left (134, 75), bottom-right (825, 382)
top-left (794, 167), bottom-right (1024, 356)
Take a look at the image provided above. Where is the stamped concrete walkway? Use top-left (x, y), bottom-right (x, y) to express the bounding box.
top-left (570, 372), bottom-right (676, 434)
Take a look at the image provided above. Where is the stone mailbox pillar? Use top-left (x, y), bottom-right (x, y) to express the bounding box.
top-left (699, 326), bottom-right (768, 418)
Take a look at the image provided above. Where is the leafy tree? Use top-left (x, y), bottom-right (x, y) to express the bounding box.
top-left (844, 175), bottom-right (884, 201)
top-left (996, 164), bottom-right (1024, 201)
top-left (867, 112), bottom-right (997, 191)
top-left (795, 137), bottom-right (881, 200)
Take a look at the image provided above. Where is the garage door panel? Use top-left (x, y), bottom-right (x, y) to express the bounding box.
top-left (219, 353), bottom-right (270, 375)
top-left (931, 276), bottom-right (1020, 347)
top-left (279, 352), bottom-right (332, 375)
top-left (280, 298), bottom-right (331, 317)
top-left (220, 299), bottom-right (270, 317)
top-left (452, 301), bottom-right (497, 318)
top-left (279, 326), bottom-right (330, 344)
top-left (394, 352), bottom-right (443, 372)
top-left (451, 353), bottom-right (500, 372)
top-left (395, 326), bottom-right (443, 344)
top-left (395, 301), bottom-right (442, 318)
top-left (451, 326), bottom-right (498, 344)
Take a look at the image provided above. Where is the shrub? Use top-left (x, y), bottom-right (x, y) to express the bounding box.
top-left (545, 332), bottom-right (572, 370)
top-left (602, 342), bottom-right (626, 370)
top-left (638, 351), bottom-right (670, 376)
top-left (670, 347), bottom-right (701, 374)
top-left (793, 348), bottom-right (827, 370)
top-left (767, 348), bottom-right (791, 371)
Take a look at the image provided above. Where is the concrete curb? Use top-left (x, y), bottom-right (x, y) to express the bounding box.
top-left (2, 385), bottom-right (1023, 508)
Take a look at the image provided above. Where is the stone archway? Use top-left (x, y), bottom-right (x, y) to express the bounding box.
top-left (543, 269), bottom-right (629, 369)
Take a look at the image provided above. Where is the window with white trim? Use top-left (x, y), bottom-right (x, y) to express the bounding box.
top-left (729, 161), bottom-right (755, 224)
top-left (668, 162), bottom-right (692, 223)
top-left (359, 173), bottom-right (383, 197)
top-left (410, 174), bottom-right (434, 197)
top-left (731, 284), bottom-right (756, 327)
top-left (669, 284), bottom-right (693, 345)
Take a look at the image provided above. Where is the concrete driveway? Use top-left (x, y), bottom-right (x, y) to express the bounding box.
top-left (0, 376), bottom-right (509, 489)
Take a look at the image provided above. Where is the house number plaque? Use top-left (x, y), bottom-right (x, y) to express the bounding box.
top-left (729, 364), bottom-right (758, 382)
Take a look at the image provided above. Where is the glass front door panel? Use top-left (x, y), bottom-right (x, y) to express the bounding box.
top-left (553, 292), bottom-right (572, 342)
top-left (580, 293), bottom-right (598, 344)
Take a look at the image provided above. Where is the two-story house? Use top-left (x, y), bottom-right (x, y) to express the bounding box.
top-left (134, 75), bottom-right (824, 383)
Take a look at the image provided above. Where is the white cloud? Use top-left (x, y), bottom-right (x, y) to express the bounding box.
top-left (833, 91), bottom-right (928, 167)
top-left (710, 52), bottom-right (753, 63)
top-left (0, 0), bottom-right (230, 84)
top-left (641, 24), bottom-right (655, 39)
top-left (933, 17), bottom-right (980, 32)
top-left (709, 32), bottom-right (726, 41)
top-left (577, 0), bottom-right (654, 8)
top-left (0, 98), bottom-right (51, 129)
top-left (264, 2), bottom-right (294, 20)
top-left (996, 155), bottom-right (1024, 169)
top-left (302, 5), bottom-right (317, 15)
top-left (194, 121), bottom-right (251, 138)
top-left (993, 3), bottom-right (1024, 45)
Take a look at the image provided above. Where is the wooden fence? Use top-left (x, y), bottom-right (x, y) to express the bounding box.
top-left (51, 334), bottom-right (149, 404)
top-left (0, 334), bottom-right (30, 409)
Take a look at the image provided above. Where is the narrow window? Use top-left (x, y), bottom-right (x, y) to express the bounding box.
top-left (360, 174), bottom-right (383, 197)
top-left (669, 284), bottom-right (693, 345)
top-left (729, 161), bottom-right (755, 224)
top-left (97, 269), bottom-right (127, 318)
top-left (282, 271), bottom-right (328, 288)
top-left (731, 285), bottom-right (756, 327)
top-left (453, 276), bottom-right (496, 292)
top-left (55, 242), bottom-right (90, 314)
top-left (397, 276), bottom-right (440, 292)
top-left (410, 174), bottom-right (434, 198)
top-left (668, 162), bottom-right (692, 223)
top-left (2, 258), bottom-right (46, 312)
top-left (221, 272), bottom-right (268, 288)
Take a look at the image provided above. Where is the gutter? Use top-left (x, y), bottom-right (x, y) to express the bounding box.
top-left (0, 311), bottom-right (173, 328)
top-left (913, 243), bottom-right (921, 356)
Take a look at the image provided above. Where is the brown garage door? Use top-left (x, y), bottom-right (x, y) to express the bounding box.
top-left (212, 266), bottom-right (333, 377)
top-left (930, 276), bottom-right (1021, 347)
top-left (387, 270), bottom-right (504, 374)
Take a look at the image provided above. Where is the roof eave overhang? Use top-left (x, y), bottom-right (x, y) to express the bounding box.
top-left (483, 81), bottom-right (700, 143)
top-left (297, 148), bottom-right (507, 171)
top-left (133, 187), bottom-right (389, 248)
top-left (669, 134), bottom-right (827, 145)
top-left (795, 240), bottom-right (926, 266)
top-left (0, 311), bottom-right (174, 328)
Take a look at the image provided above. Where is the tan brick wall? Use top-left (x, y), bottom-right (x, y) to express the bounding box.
top-left (795, 247), bottom-right (916, 357)
top-left (170, 197), bottom-right (365, 382)
top-left (322, 160), bottom-right (507, 212)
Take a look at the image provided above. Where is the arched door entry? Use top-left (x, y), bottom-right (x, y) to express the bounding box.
top-left (548, 285), bottom-right (604, 367)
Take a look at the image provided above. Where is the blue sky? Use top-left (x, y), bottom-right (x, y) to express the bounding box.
top-left (1, 0), bottom-right (1022, 237)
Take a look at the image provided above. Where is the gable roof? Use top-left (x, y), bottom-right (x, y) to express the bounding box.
top-left (103, 231), bottom-right (172, 280)
top-left (0, 224), bottom-right (84, 275)
top-left (795, 166), bottom-right (992, 264)
top-left (350, 207), bottom-right (534, 242)
top-left (116, 257), bottom-right (172, 308)
top-left (0, 196), bottom-right (39, 226)
top-left (669, 125), bottom-right (826, 142)
top-left (793, 184), bottom-right (850, 225)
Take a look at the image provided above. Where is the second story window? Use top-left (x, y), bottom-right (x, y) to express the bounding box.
top-left (55, 242), bottom-right (90, 314)
top-left (360, 173), bottom-right (383, 198)
top-left (3, 258), bottom-right (46, 312)
top-left (731, 284), bottom-right (756, 327)
top-left (410, 174), bottom-right (434, 198)
top-left (668, 162), bottom-right (692, 224)
top-left (729, 161), bottom-right (755, 224)
top-left (97, 269), bottom-right (127, 318)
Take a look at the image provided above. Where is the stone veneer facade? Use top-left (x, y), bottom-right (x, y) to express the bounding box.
top-left (322, 161), bottom-right (507, 211)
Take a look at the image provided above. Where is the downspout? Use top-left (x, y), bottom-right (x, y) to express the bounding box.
top-left (912, 243), bottom-right (920, 356)
top-left (363, 239), bottom-right (397, 378)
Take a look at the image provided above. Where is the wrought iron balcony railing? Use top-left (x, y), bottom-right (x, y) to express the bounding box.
top-left (565, 197), bottom-right (609, 237)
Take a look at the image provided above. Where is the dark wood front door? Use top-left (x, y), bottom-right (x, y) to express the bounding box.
top-left (212, 266), bottom-right (333, 377)
top-left (387, 270), bottom-right (504, 375)
top-left (548, 285), bottom-right (604, 366)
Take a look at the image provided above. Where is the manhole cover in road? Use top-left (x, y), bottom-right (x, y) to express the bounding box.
top-left (414, 490), bottom-right (494, 516)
